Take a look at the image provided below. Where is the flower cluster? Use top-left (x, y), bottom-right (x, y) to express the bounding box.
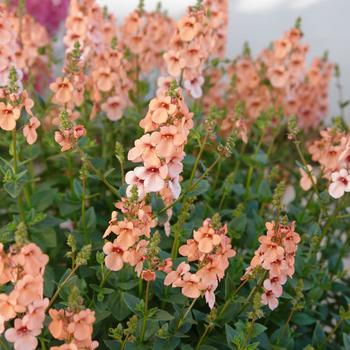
top-left (0, 241), bottom-right (49, 350)
top-left (221, 24), bottom-right (333, 136)
top-left (50, 41), bottom-right (87, 151)
top-left (203, 0), bottom-right (229, 58)
top-left (121, 5), bottom-right (175, 74)
top-left (164, 218), bottom-right (236, 308)
top-left (162, 2), bottom-right (217, 99)
top-left (103, 195), bottom-right (158, 280)
top-left (243, 221), bottom-right (300, 310)
top-left (62, 0), bottom-right (132, 122)
top-left (0, 3), bottom-right (51, 89)
top-left (308, 127), bottom-right (350, 198)
top-left (126, 84), bottom-right (193, 201)
top-left (49, 307), bottom-right (98, 349)
top-left (0, 66), bottom-right (39, 145)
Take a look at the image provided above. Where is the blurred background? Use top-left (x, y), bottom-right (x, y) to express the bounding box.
top-left (97, 0), bottom-right (350, 118)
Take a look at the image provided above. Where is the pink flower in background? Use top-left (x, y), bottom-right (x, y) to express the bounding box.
top-left (11, 0), bottom-right (70, 34)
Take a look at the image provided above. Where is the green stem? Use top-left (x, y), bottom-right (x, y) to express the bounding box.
top-left (177, 298), bottom-right (197, 329)
top-left (39, 337), bottom-right (47, 350)
top-left (0, 337), bottom-right (9, 350)
top-left (294, 140), bottom-right (320, 199)
top-left (320, 317), bottom-right (343, 349)
top-left (140, 281), bottom-right (151, 342)
top-left (189, 133), bottom-right (209, 187)
top-left (81, 172), bottom-right (87, 238)
top-left (77, 148), bottom-right (120, 198)
top-left (159, 156), bottom-right (221, 215)
top-left (235, 271), bottom-right (267, 318)
top-left (47, 264), bottom-right (79, 310)
top-left (245, 133), bottom-right (264, 196)
top-left (12, 129), bottom-right (25, 222)
top-left (195, 323), bottom-right (211, 350)
top-left (218, 278), bottom-right (249, 318)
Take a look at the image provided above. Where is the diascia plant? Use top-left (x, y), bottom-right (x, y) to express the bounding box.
top-left (1, 0), bottom-right (350, 349)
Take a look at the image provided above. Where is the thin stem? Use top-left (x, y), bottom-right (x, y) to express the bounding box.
top-left (47, 264), bottom-right (79, 310)
top-left (159, 156), bottom-right (221, 215)
top-left (294, 140), bottom-right (320, 200)
top-left (218, 278), bottom-right (249, 318)
top-left (171, 228), bottom-right (181, 260)
top-left (77, 148), bottom-right (120, 198)
top-left (140, 281), bottom-right (151, 342)
top-left (81, 171), bottom-right (87, 238)
top-left (0, 337), bottom-right (9, 350)
top-left (235, 271), bottom-right (267, 318)
top-left (195, 323), bottom-right (211, 350)
top-left (320, 317), bottom-right (344, 349)
top-left (39, 337), bottom-right (47, 350)
top-left (178, 298), bottom-right (197, 329)
top-left (189, 133), bottom-right (209, 187)
top-left (245, 133), bottom-right (264, 196)
top-left (12, 129), bottom-right (25, 222)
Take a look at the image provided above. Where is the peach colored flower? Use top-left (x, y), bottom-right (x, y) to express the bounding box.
top-left (5, 318), bottom-right (40, 350)
top-left (0, 102), bottom-right (21, 131)
top-left (299, 165), bottom-right (316, 191)
top-left (149, 96), bottom-right (177, 124)
top-left (261, 289), bottom-right (279, 310)
top-left (50, 77), bottom-right (74, 105)
top-left (17, 243), bottom-right (48, 276)
top-left (0, 293), bottom-right (17, 321)
top-left (48, 309), bottom-right (69, 340)
top-left (180, 272), bottom-right (202, 299)
top-left (141, 270), bottom-right (156, 281)
top-left (23, 117), bottom-right (41, 145)
top-left (184, 76), bottom-right (205, 99)
top-left (164, 261), bottom-right (190, 287)
top-left (163, 50), bottom-right (185, 77)
top-left (54, 130), bottom-right (73, 152)
top-left (194, 219), bottom-right (221, 254)
top-left (67, 309), bottom-right (95, 343)
top-left (14, 275), bottom-right (43, 307)
top-left (268, 65), bottom-right (289, 88)
top-left (103, 239), bottom-right (128, 271)
top-left (133, 164), bottom-right (168, 193)
top-left (128, 134), bottom-right (160, 167)
top-left (23, 298), bottom-right (49, 331)
top-left (101, 95), bottom-right (124, 121)
top-left (178, 16), bottom-right (201, 42)
top-left (329, 168), bottom-right (350, 199)
top-left (73, 124), bottom-right (86, 139)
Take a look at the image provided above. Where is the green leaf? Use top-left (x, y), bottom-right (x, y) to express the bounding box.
top-left (123, 292), bottom-right (142, 314)
top-left (31, 227), bottom-right (57, 248)
top-left (86, 207), bottom-right (96, 231)
top-left (187, 179), bottom-right (210, 196)
top-left (293, 312), bottom-right (317, 326)
top-left (312, 322), bottom-right (326, 346)
top-left (153, 309), bottom-right (174, 321)
top-left (258, 180), bottom-right (272, 200)
top-left (343, 333), bottom-right (350, 350)
top-left (251, 323), bottom-right (267, 338)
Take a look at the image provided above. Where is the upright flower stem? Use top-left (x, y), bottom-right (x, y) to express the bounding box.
top-left (81, 171), bottom-right (87, 238)
top-left (189, 133), bottom-right (209, 187)
top-left (77, 147), bottom-right (120, 198)
top-left (12, 129), bottom-right (25, 222)
top-left (140, 281), bottom-right (151, 342)
top-left (159, 156), bottom-right (221, 216)
top-left (47, 264), bottom-right (79, 310)
top-left (245, 132), bottom-right (265, 197)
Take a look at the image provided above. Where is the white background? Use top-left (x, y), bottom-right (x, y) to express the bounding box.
top-left (98, 0), bottom-right (350, 119)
